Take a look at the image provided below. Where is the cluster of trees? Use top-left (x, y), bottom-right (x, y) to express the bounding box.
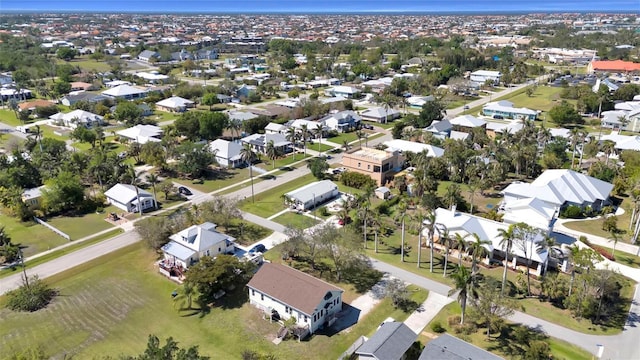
top-left (173, 111), bottom-right (229, 141)
top-left (5, 275), bottom-right (56, 312)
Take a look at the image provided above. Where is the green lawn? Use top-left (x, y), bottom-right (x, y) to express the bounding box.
top-left (0, 109), bottom-right (23, 127)
top-left (425, 302), bottom-right (593, 360)
top-left (503, 86), bottom-right (574, 113)
top-left (594, 245), bottom-right (640, 268)
top-left (563, 197), bottom-right (633, 243)
top-left (0, 242), bottom-right (426, 359)
top-left (40, 125), bottom-right (70, 141)
top-left (272, 211), bottom-right (321, 229)
top-left (306, 142), bottom-right (335, 153)
top-left (328, 132), bottom-right (358, 146)
top-left (363, 120), bottom-right (396, 130)
top-left (71, 136), bottom-right (127, 153)
top-left (0, 228), bottom-right (124, 279)
top-left (255, 153), bottom-right (311, 171)
top-left (45, 206), bottom-right (117, 240)
top-left (0, 134), bottom-right (24, 152)
top-left (172, 167), bottom-right (255, 193)
top-left (240, 173), bottom-right (316, 218)
top-left (0, 215), bottom-right (70, 258)
top-left (56, 57), bottom-right (112, 72)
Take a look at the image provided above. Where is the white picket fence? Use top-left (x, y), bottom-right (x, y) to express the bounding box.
top-left (34, 217), bottom-right (71, 241)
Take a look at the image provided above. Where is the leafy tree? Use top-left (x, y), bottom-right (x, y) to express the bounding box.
top-left (51, 80), bottom-right (71, 97)
top-left (134, 216), bottom-right (173, 250)
top-left (70, 126), bottom-right (97, 147)
top-left (41, 171), bottom-right (85, 214)
top-left (120, 334), bottom-right (210, 360)
top-left (174, 112), bottom-right (203, 140)
top-left (201, 92), bottom-right (219, 111)
top-left (242, 116), bottom-right (270, 135)
top-left (385, 278), bottom-right (409, 309)
top-left (113, 102), bottom-right (144, 125)
top-left (140, 142), bottom-right (167, 169)
top-left (56, 47), bottom-right (77, 61)
top-left (307, 156), bottom-right (329, 179)
top-left (549, 101), bottom-right (583, 125)
top-left (5, 275), bottom-right (56, 312)
top-left (512, 223), bottom-right (542, 296)
top-left (175, 142), bottom-right (214, 179)
top-left (198, 112), bottom-right (228, 140)
top-left (186, 255), bottom-right (255, 301)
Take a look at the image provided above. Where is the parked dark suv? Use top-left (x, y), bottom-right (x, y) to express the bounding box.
top-left (178, 186), bottom-right (193, 196)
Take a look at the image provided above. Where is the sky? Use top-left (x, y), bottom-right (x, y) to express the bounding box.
top-left (1, 0), bottom-right (639, 13)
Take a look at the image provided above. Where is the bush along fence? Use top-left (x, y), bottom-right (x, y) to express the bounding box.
top-left (33, 217), bottom-right (71, 241)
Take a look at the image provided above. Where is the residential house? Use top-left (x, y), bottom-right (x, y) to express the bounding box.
top-left (406, 95), bottom-right (435, 109)
top-left (342, 147), bottom-right (402, 186)
top-left (236, 84), bottom-right (257, 98)
top-left (155, 96), bottom-right (194, 112)
top-left (600, 132), bottom-right (640, 152)
top-left (161, 222), bottom-right (235, 269)
top-left (102, 84), bottom-right (148, 101)
top-left (374, 186), bottom-right (391, 200)
top-left (355, 322), bottom-right (417, 360)
top-left (324, 85), bottom-right (361, 99)
top-left (587, 60), bottom-right (640, 74)
top-left (425, 119), bottom-right (452, 139)
top-left (170, 49), bottom-right (194, 62)
top-left (217, 94), bottom-right (233, 103)
top-left (241, 133), bottom-right (292, 155)
top-left (485, 121), bottom-right (524, 139)
top-left (470, 70), bottom-right (502, 85)
top-left (61, 92), bottom-right (110, 106)
top-left (601, 110), bottom-right (628, 130)
top-left (449, 130), bottom-right (470, 141)
top-left (137, 50), bottom-right (160, 63)
top-left (70, 82), bottom-right (95, 92)
top-left (482, 101), bottom-right (537, 121)
top-left (284, 180), bottom-right (340, 211)
top-left (0, 73), bottom-right (12, 86)
top-left (104, 183), bottom-right (157, 213)
top-left (228, 111), bottom-right (258, 123)
top-left (448, 115), bottom-right (487, 133)
top-left (21, 186), bottom-right (45, 209)
top-left (116, 124), bottom-right (163, 144)
top-left (247, 263), bottom-right (344, 336)
top-left (383, 139), bottom-right (445, 158)
top-left (432, 207), bottom-right (549, 276)
top-left (321, 110), bottom-right (361, 132)
top-left (18, 99), bottom-right (55, 113)
top-left (209, 139), bottom-right (243, 168)
top-left (361, 107), bottom-right (401, 123)
top-left (0, 88), bottom-right (33, 102)
top-left (195, 49), bottom-right (219, 60)
top-left (502, 197), bottom-right (558, 234)
top-left (418, 334), bottom-right (503, 360)
top-left (49, 109), bottom-right (104, 129)
top-left (501, 169), bottom-right (613, 211)
top-left (264, 122), bottom-right (288, 135)
top-left (135, 72), bottom-right (170, 83)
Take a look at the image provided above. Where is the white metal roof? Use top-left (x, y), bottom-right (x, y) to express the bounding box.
top-left (285, 180), bottom-right (338, 205)
top-left (383, 139), bottom-right (444, 157)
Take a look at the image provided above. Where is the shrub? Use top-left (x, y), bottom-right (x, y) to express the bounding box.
top-left (560, 205), bottom-right (583, 219)
top-left (341, 171), bottom-right (376, 189)
top-left (5, 276), bottom-right (56, 312)
top-left (431, 321), bottom-right (446, 333)
top-left (448, 315), bottom-right (461, 326)
top-left (318, 206), bottom-right (329, 217)
top-left (592, 245), bottom-right (615, 261)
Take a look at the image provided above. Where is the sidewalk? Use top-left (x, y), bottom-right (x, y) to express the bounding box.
top-left (554, 220), bottom-right (640, 256)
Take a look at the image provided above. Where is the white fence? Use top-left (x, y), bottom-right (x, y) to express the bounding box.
top-left (33, 217), bottom-right (71, 241)
top-left (337, 335), bottom-right (367, 360)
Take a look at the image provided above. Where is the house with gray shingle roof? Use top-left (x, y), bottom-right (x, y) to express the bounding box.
top-left (161, 222), bottom-right (235, 269)
top-left (419, 334), bottom-right (503, 360)
top-left (355, 321), bottom-right (417, 360)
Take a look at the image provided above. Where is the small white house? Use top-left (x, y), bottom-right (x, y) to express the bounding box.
top-left (49, 110), bottom-right (104, 129)
top-left (247, 263), bottom-right (343, 336)
top-left (470, 70), bottom-right (502, 85)
top-left (209, 139), bottom-right (243, 168)
top-left (361, 107), bottom-right (401, 123)
top-left (104, 183), bottom-right (156, 213)
top-left (161, 222), bottom-right (235, 269)
top-left (284, 180), bottom-right (340, 211)
top-left (116, 124), bottom-right (163, 144)
top-left (156, 96), bottom-right (194, 112)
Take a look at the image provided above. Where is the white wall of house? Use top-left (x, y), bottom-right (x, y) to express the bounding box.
top-left (248, 289), bottom-right (342, 334)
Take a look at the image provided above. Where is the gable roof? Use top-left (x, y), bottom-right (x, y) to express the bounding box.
top-left (356, 322), bottom-right (417, 360)
top-left (501, 169), bottom-right (613, 207)
top-left (209, 139), bottom-right (243, 161)
top-left (168, 222), bottom-right (234, 253)
top-left (426, 119), bottom-right (452, 133)
top-left (116, 124), bottom-right (163, 143)
top-left (419, 334), bottom-right (503, 360)
top-left (362, 107), bottom-right (401, 119)
top-left (102, 84), bottom-right (148, 97)
top-left (247, 263), bottom-right (343, 315)
top-left (242, 133), bottom-right (291, 148)
top-left (156, 96), bottom-right (194, 109)
top-left (104, 184), bottom-right (154, 204)
top-left (285, 180), bottom-right (338, 204)
top-left (49, 109), bottom-right (103, 123)
top-left (383, 139), bottom-right (444, 157)
top-left (449, 115), bottom-right (486, 128)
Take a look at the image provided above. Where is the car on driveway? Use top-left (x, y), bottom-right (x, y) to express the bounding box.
top-left (249, 244), bottom-right (267, 254)
top-left (178, 186), bottom-right (193, 196)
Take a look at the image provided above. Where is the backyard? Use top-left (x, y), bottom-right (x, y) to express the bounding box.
top-left (0, 242), bottom-right (425, 359)
top-left (44, 205), bottom-right (118, 240)
top-left (239, 173), bottom-right (317, 218)
top-left (271, 211), bottom-right (321, 229)
top-left (0, 215), bottom-right (70, 257)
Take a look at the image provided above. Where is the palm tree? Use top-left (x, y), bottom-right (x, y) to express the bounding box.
top-left (227, 118), bottom-right (243, 141)
top-left (342, 139), bottom-right (351, 152)
top-left (469, 233), bottom-right (491, 273)
top-left (423, 209), bottom-right (440, 273)
top-left (448, 265), bottom-right (477, 324)
top-left (398, 199), bottom-right (408, 262)
top-left (608, 230), bottom-right (621, 259)
top-left (439, 226), bottom-right (452, 277)
top-left (454, 233), bottom-right (470, 266)
top-left (265, 140), bottom-right (279, 170)
top-left (128, 165), bottom-right (144, 216)
top-left (577, 130), bottom-right (588, 169)
top-left (286, 127), bottom-right (298, 160)
top-left (570, 127), bottom-right (580, 169)
top-left (601, 140), bottom-right (616, 165)
top-left (173, 281), bottom-right (197, 311)
top-left (300, 124), bottom-right (310, 156)
top-left (497, 225), bottom-right (515, 296)
top-left (357, 199), bottom-right (371, 249)
top-left (371, 214), bottom-right (382, 253)
top-left (31, 125), bottom-right (43, 153)
top-left (355, 129), bottom-right (365, 147)
top-left (314, 123), bottom-right (324, 153)
top-left (240, 144), bottom-right (257, 203)
top-left (146, 173), bottom-right (160, 210)
top-left (412, 211), bottom-right (425, 268)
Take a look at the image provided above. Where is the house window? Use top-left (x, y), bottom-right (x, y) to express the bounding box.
top-left (261, 294), bottom-right (264, 301)
top-left (304, 315), bottom-right (308, 323)
top-left (285, 306), bottom-right (290, 314)
top-left (251, 289), bottom-right (255, 296)
top-left (357, 162), bottom-right (361, 168)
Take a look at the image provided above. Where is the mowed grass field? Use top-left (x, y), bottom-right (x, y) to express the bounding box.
top-left (0, 242), bottom-right (424, 359)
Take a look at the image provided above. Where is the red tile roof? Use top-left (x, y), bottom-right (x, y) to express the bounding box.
top-left (590, 60), bottom-right (640, 72)
top-left (247, 263), bottom-right (343, 315)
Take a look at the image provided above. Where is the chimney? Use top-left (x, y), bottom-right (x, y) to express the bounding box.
top-left (451, 204), bottom-right (457, 214)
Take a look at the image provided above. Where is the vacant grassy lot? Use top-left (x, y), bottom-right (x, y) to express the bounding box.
top-left (272, 211), bottom-right (320, 229)
top-left (425, 302), bottom-right (593, 360)
top-left (328, 132), bottom-right (358, 146)
top-left (255, 153), bottom-right (311, 171)
top-left (240, 173), bottom-right (316, 218)
top-left (0, 134), bottom-right (24, 152)
top-left (71, 136), bottom-right (127, 154)
top-left (306, 142), bottom-right (335, 153)
top-left (0, 109), bottom-right (23, 127)
top-left (56, 57), bottom-right (112, 72)
top-left (173, 167), bottom-right (254, 193)
top-left (45, 206), bottom-right (117, 240)
top-left (0, 215), bottom-right (69, 257)
top-left (0, 243), bottom-right (424, 359)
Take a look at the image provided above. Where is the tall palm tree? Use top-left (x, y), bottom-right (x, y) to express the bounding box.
top-left (265, 140), bottom-right (279, 170)
top-left (146, 173), bottom-right (160, 210)
top-left (570, 127), bottom-right (580, 169)
top-left (240, 144), bottom-right (257, 203)
top-left (423, 209), bottom-right (440, 273)
top-left (227, 118), bottom-right (243, 141)
top-left (355, 129), bottom-right (365, 148)
top-left (448, 265), bottom-right (477, 324)
top-left (342, 139), bottom-right (351, 152)
top-left (286, 127), bottom-right (298, 160)
top-left (608, 230), bottom-right (621, 259)
top-left (412, 210), bottom-right (425, 268)
top-left (300, 124), bottom-right (309, 156)
top-left (497, 225), bottom-right (516, 296)
top-left (577, 130), bottom-right (588, 169)
top-left (128, 165), bottom-right (144, 216)
top-left (469, 233), bottom-right (491, 273)
top-left (31, 125), bottom-right (43, 153)
top-left (601, 140), bottom-right (616, 165)
top-left (439, 226), bottom-right (452, 277)
top-left (314, 123), bottom-right (324, 153)
top-left (454, 233), bottom-right (470, 266)
top-left (398, 198), bottom-right (408, 262)
top-left (173, 281), bottom-right (197, 310)
top-left (357, 199), bottom-right (371, 249)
